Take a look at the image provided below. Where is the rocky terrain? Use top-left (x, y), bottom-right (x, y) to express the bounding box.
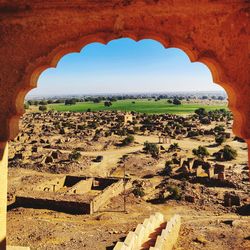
top-left (7, 109), bottom-right (250, 250)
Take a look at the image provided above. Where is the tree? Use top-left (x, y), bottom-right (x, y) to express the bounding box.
top-left (93, 97), bottom-right (101, 103)
top-left (108, 97), bottom-right (117, 102)
top-left (143, 142), bottom-right (159, 158)
top-left (122, 135), bottom-right (134, 146)
top-left (27, 100), bottom-right (34, 105)
top-left (39, 105), bottom-right (47, 111)
top-left (192, 146), bottom-right (209, 158)
top-left (104, 101), bottom-right (112, 107)
top-left (39, 100), bottom-right (48, 105)
top-left (167, 99), bottom-right (172, 104)
top-left (24, 103), bottom-right (29, 110)
top-left (195, 108), bottom-right (207, 116)
top-left (173, 98), bottom-right (181, 105)
top-left (65, 99), bottom-right (76, 105)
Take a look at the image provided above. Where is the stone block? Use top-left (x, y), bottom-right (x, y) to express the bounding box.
top-left (155, 235), bottom-right (165, 249)
top-left (154, 212), bottom-right (164, 225)
top-left (124, 231), bottom-right (137, 249)
top-left (113, 242), bottom-right (128, 250)
top-left (143, 218), bottom-right (152, 235)
top-left (149, 214), bottom-right (158, 229)
top-left (134, 224), bottom-right (145, 249)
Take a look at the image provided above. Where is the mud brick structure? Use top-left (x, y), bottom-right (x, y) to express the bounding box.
top-left (0, 1), bottom-right (249, 249)
top-left (13, 176), bottom-right (128, 214)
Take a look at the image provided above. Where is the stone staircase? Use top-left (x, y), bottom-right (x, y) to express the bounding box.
top-left (113, 213), bottom-right (181, 250)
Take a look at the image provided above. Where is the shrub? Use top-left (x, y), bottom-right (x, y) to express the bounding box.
top-left (69, 150), bottom-right (81, 161)
top-left (167, 185), bottom-right (181, 200)
top-left (215, 135), bottom-right (226, 145)
top-left (122, 135), bottom-right (134, 146)
top-left (24, 103), bottom-right (29, 110)
top-left (168, 143), bottom-right (180, 152)
top-left (200, 117), bottom-right (211, 124)
top-left (143, 142), bottom-right (159, 158)
top-left (192, 146), bottom-right (209, 158)
top-left (39, 105), bottom-right (47, 111)
top-left (221, 145), bottom-right (237, 161)
top-left (214, 125), bottom-right (225, 133)
top-left (132, 186), bottom-right (145, 197)
top-left (104, 101), bottom-right (112, 107)
top-left (195, 107), bottom-right (207, 116)
top-left (173, 98), bottom-right (181, 105)
top-left (164, 163), bottom-right (173, 176)
top-left (187, 130), bottom-right (199, 137)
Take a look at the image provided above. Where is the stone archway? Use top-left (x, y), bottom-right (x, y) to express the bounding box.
top-left (0, 1), bottom-right (249, 249)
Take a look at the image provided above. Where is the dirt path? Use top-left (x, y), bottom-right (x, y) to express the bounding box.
top-left (79, 145), bottom-right (143, 176)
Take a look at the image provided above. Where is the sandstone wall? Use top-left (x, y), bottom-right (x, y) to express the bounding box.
top-left (15, 196), bottom-right (91, 214)
top-left (35, 176), bottom-right (66, 192)
top-left (67, 178), bottom-right (93, 194)
top-left (91, 179), bottom-right (126, 213)
top-left (0, 143), bottom-right (8, 249)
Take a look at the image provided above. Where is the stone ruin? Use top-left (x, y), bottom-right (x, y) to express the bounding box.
top-left (13, 176), bottom-right (130, 214)
top-left (175, 157), bottom-right (226, 180)
top-left (158, 135), bottom-right (171, 144)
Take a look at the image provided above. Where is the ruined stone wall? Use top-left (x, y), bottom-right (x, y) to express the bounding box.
top-left (67, 178), bottom-right (93, 194)
top-left (92, 179), bottom-right (125, 212)
top-left (35, 176), bottom-right (66, 192)
top-left (14, 196), bottom-right (91, 214)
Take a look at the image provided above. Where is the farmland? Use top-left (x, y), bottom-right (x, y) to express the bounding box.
top-left (48, 99), bottom-right (227, 114)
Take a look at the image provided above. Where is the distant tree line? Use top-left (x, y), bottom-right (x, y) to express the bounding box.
top-left (25, 93), bottom-right (226, 107)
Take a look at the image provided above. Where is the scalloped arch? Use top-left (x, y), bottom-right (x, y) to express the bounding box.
top-left (12, 32), bottom-right (241, 139)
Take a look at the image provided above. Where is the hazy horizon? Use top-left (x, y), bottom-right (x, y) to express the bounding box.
top-left (27, 90), bottom-right (226, 100)
top-left (28, 38), bottom-right (225, 98)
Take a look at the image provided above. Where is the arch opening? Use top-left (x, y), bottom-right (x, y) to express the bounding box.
top-left (11, 34), bottom-right (243, 140)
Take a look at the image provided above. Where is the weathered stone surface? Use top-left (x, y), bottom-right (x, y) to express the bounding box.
top-left (0, 143), bottom-right (8, 250)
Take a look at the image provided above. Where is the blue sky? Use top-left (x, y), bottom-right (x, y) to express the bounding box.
top-left (28, 38), bottom-right (224, 97)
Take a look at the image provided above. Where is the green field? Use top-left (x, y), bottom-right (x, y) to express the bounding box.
top-left (49, 99), bottom-right (227, 114)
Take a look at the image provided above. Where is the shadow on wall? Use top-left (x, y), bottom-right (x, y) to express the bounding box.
top-left (0, 238), bottom-right (6, 250)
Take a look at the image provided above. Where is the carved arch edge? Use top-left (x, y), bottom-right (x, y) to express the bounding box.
top-left (5, 31), bottom-right (248, 141)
